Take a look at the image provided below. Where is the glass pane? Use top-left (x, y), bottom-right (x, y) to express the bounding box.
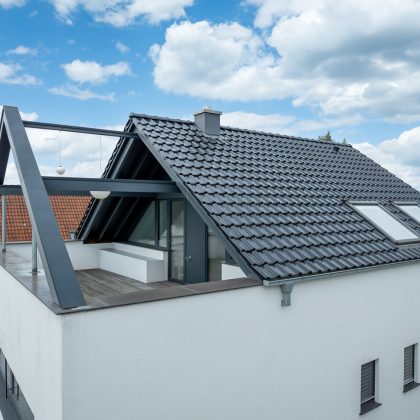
top-left (128, 201), bottom-right (156, 245)
top-left (399, 205), bottom-right (420, 224)
top-left (158, 200), bottom-right (169, 247)
top-left (171, 200), bottom-right (184, 281)
top-left (208, 228), bottom-right (226, 281)
top-left (354, 204), bottom-right (418, 241)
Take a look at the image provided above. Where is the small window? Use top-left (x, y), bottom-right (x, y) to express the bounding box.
top-left (360, 360), bottom-right (381, 415)
top-left (352, 204), bottom-right (419, 243)
top-left (403, 344), bottom-right (419, 393)
top-left (398, 204), bottom-right (420, 224)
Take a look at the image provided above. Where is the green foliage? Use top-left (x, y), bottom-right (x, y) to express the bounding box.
top-left (318, 131), bottom-right (333, 142)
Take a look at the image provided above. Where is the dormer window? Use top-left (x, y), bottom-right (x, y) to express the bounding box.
top-left (351, 203), bottom-right (419, 244)
top-left (397, 204), bottom-right (420, 224)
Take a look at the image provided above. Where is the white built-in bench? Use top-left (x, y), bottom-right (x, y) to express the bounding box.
top-left (98, 243), bottom-right (165, 283)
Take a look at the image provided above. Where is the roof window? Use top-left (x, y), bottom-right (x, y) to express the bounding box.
top-left (352, 203), bottom-right (419, 243)
top-left (397, 204), bottom-right (420, 224)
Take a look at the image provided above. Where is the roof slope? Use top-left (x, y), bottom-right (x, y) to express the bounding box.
top-left (86, 114), bottom-right (420, 281)
top-left (1, 195), bottom-right (90, 242)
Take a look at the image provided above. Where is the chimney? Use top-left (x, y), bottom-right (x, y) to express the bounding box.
top-left (194, 107), bottom-right (222, 136)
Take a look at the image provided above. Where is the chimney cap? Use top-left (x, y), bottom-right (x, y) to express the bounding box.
top-left (194, 107), bottom-right (222, 117)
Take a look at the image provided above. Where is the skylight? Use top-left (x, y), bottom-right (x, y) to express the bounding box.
top-left (398, 204), bottom-right (420, 224)
top-left (353, 204), bottom-right (419, 243)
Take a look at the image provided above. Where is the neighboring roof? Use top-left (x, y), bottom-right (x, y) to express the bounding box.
top-left (1, 195), bottom-right (90, 242)
top-left (79, 113), bottom-right (420, 282)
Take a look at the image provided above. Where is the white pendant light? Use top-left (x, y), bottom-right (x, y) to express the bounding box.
top-left (55, 131), bottom-right (66, 175)
top-left (90, 190), bottom-right (111, 200)
top-left (90, 135), bottom-right (110, 200)
top-left (56, 165), bottom-right (65, 175)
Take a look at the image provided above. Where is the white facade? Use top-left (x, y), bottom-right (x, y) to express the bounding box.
top-left (0, 256), bottom-right (420, 419)
top-left (0, 267), bottom-right (63, 420)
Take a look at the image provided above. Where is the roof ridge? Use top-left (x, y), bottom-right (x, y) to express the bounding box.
top-left (219, 124), bottom-right (352, 147)
top-left (129, 113), bottom-right (195, 125)
top-left (129, 112), bottom-right (352, 148)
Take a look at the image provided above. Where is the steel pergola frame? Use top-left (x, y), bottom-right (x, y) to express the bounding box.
top-left (0, 105), bottom-right (179, 309)
top-left (0, 177), bottom-right (178, 196)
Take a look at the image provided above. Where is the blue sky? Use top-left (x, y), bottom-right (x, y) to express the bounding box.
top-left (1, 0), bottom-right (420, 188)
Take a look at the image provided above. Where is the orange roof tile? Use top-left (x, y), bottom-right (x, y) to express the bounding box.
top-left (0, 195), bottom-right (91, 242)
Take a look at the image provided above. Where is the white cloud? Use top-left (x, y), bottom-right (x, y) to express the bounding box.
top-left (3, 126), bottom-right (120, 184)
top-left (62, 59), bottom-right (130, 84)
top-left (0, 107), bottom-right (39, 122)
top-left (20, 111), bottom-right (39, 121)
top-left (0, 63), bottom-right (39, 85)
top-left (49, 0), bottom-right (193, 26)
top-left (7, 45), bottom-right (37, 55)
top-left (49, 85), bottom-right (115, 101)
top-left (151, 2), bottom-right (420, 122)
top-left (115, 41), bottom-right (129, 53)
top-left (353, 127), bottom-right (420, 191)
top-left (221, 111), bottom-right (362, 136)
top-left (151, 21), bottom-right (281, 101)
top-left (0, 0), bottom-right (25, 8)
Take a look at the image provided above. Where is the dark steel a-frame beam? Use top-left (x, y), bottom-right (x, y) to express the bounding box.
top-left (1, 106), bottom-right (85, 309)
top-left (0, 119), bottom-right (10, 184)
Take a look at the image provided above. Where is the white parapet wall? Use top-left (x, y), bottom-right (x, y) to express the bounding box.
top-left (59, 261), bottom-right (420, 420)
top-left (7, 241), bottom-right (168, 279)
top-left (98, 243), bottom-right (167, 282)
top-left (221, 263), bottom-right (246, 280)
top-left (0, 267), bottom-right (63, 420)
top-left (6, 241), bottom-right (108, 271)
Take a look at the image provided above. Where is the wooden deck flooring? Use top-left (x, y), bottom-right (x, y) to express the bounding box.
top-left (76, 269), bottom-right (176, 305)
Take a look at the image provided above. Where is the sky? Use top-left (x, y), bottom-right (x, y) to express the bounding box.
top-left (0, 0), bottom-right (420, 189)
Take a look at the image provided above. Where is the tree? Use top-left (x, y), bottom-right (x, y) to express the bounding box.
top-left (318, 131), bottom-right (333, 142)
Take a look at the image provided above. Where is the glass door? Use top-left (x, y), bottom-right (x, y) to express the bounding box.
top-left (170, 200), bottom-right (185, 282)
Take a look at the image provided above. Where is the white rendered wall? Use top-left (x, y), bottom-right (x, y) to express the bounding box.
top-left (0, 267), bottom-right (63, 420)
top-left (60, 261), bottom-right (420, 420)
top-left (221, 262), bottom-right (246, 280)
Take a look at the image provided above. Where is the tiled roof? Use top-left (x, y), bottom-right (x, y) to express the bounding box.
top-left (127, 114), bottom-right (420, 281)
top-left (1, 195), bottom-right (90, 242)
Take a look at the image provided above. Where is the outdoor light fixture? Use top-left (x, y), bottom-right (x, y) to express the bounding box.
top-left (90, 190), bottom-right (111, 200)
top-left (56, 165), bottom-right (65, 175)
top-left (55, 131), bottom-right (65, 175)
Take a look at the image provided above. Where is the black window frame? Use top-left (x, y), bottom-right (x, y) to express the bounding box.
top-left (360, 360), bottom-right (381, 415)
top-left (403, 344), bottom-right (419, 393)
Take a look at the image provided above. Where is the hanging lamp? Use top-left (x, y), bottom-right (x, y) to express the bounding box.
top-left (90, 135), bottom-right (110, 200)
top-left (55, 131), bottom-right (66, 175)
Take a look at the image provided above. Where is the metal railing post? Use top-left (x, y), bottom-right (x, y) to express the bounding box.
top-left (1, 194), bottom-right (5, 252)
top-left (32, 228), bottom-right (38, 274)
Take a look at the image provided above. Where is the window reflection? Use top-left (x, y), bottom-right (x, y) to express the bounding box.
top-left (128, 201), bottom-right (156, 245)
top-left (208, 228), bottom-right (226, 281)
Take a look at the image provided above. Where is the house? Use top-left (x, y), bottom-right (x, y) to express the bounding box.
top-left (0, 195), bottom-right (90, 242)
top-left (0, 105), bottom-right (420, 419)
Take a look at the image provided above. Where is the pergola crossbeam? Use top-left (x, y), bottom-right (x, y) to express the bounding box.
top-left (0, 177), bottom-right (179, 196)
top-left (22, 120), bottom-right (139, 139)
